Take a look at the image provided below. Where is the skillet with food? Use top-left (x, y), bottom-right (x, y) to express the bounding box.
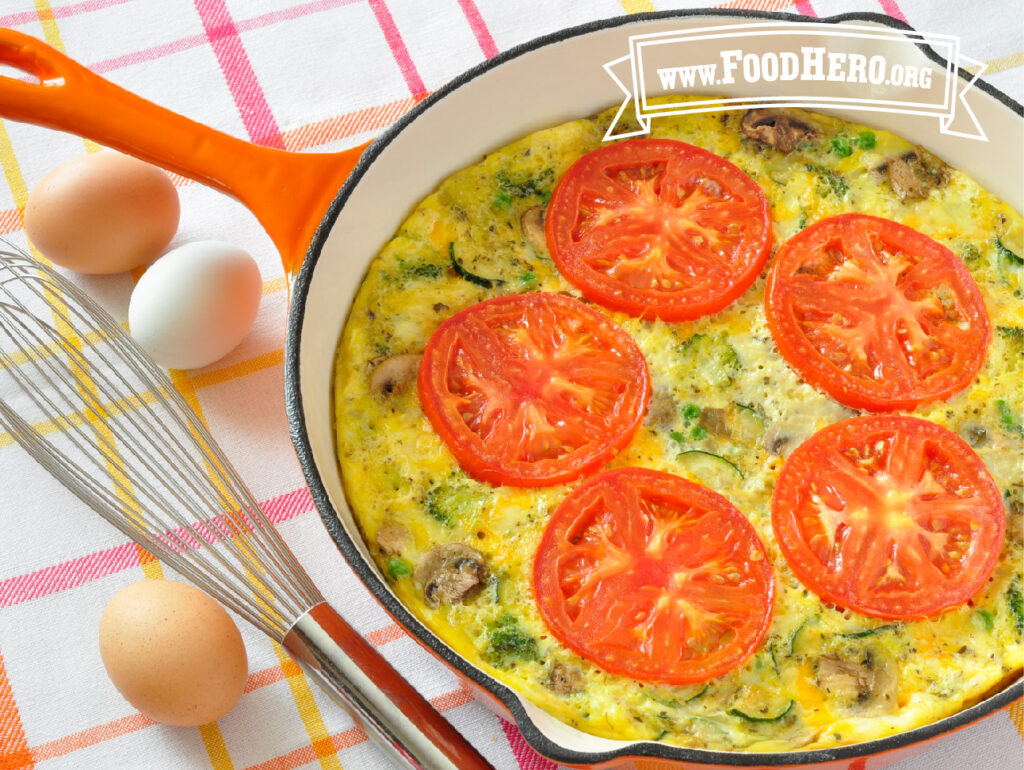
top-left (0, 10), bottom-right (1020, 769)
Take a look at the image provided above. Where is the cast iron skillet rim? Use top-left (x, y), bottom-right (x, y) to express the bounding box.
top-left (285, 8), bottom-right (1024, 766)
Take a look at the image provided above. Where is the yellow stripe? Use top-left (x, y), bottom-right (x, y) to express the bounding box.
top-left (1009, 700), bottom-right (1024, 739)
top-left (0, 121), bottom-right (30, 208)
top-left (619, 0), bottom-right (656, 12)
top-left (264, 276), bottom-right (288, 296)
top-left (966, 50), bottom-right (1024, 76)
top-left (189, 350), bottom-right (285, 390)
top-left (198, 722), bottom-right (235, 770)
top-left (272, 642), bottom-right (343, 767)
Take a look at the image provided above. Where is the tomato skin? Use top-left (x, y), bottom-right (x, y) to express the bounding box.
top-left (772, 415), bottom-right (1005, 620)
top-left (546, 139), bottom-right (771, 321)
top-left (534, 467), bottom-right (774, 685)
top-left (765, 213), bottom-right (991, 412)
top-left (418, 293), bottom-right (650, 487)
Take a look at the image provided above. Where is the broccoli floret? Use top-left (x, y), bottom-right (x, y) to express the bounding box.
top-left (996, 400), bottom-right (1023, 435)
top-left (495, 168), bottom-right (555, 203)
top-left (485, 614), bottom-right (538, 668)
top-left (960, 243), bottom-right (983, 267)
top-left (1008, 583), bottom-right (1024, 635)
top-left (678, 334), bottom-right (741, 389)
top-left (805, 163), bottom-right (848, 198)
top-left (423, 472), bottom-right (489, 526)
top-left (397, 258), bottom-right (443, 281)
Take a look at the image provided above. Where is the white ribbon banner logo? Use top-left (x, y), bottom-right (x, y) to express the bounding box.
top-left (604, 22), bottom-right (987, 142)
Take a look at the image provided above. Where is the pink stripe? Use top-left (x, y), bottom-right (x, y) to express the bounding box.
top-left (0, 0), bottom-right (131, 27)
top-left (877, 0), bottom-right (908, 23)
top-left (794, 1), bottom-right (817, 17)
top-left (0, 488), bottom-right (314, 609)
top-left (368, 0), bottom-right (428, 98)
top-left (499, 719), bottom-right (558, 770)
top-left (90, 0), bottom-right (360, 75)
top-left (457, 0), bottom-right (499, 59)
top-left (0, 543), bottom-right (141, 609)
top-left (193, 0), bottom-right (286, 148)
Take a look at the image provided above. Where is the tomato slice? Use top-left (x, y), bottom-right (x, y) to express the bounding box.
top-left (765, 214), bottom-right (991, 412)
top-left (545, 138), bottom-right (771, 321)
top-left (533, 467), bottom-right (774, 684)
top-left (772, 415), bottom-right (1005, 620)
top-left (418, 293), bottom-right (650, 487)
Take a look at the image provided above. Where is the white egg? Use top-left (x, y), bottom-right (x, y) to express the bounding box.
top-left (129, 241), bottom-right (262, 370)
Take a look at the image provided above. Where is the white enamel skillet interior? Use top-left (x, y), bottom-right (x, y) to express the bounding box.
top-left (288, 9), bottom-right (1023, 769)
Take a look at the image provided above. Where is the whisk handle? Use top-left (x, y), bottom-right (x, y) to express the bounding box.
top-left (283, 602), bottom-right (494, 770)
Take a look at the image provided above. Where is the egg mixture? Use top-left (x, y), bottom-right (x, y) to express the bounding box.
top-left (332, 100), bottom-right (1023, 751)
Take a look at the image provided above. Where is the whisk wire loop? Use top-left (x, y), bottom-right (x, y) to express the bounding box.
top-left (0, 245), bottom-right (321, 637)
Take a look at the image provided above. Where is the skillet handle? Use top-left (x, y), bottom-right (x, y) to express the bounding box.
top-left (0, 28), bottom-right (364, 276)
top-left (284, 603), bottom-right (495, 770)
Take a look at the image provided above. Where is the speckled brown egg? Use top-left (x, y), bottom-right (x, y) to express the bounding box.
top-left (24, 152), bottom-right (179, 274)
top-left (98, 579), bottom-right (248, 726)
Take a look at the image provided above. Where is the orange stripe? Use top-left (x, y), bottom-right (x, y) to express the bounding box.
top-left (364, 622), bottom-right (406, 647)
top-left (10, 671), bottom-right (477, 764)
top-left (0, 652), bottom-right (32, 770)
top-left (281, 96), bottom-right (417, 151)
top-left (30, 713), bottom-right (154, 763)
top-left (430, 687), bottom-right (473, 712)
top-left (245, 727), bottom-right (367, 770)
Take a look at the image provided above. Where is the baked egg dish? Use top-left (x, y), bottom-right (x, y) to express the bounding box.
top-left (333, 98), bottom-right (1024, 752)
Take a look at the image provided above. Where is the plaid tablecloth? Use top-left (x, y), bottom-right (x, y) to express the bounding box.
top-left (0, 1), bottom-right (1021, 768)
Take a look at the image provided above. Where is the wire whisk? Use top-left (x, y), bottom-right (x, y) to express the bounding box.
top-left (0, 244), bottom-right (491, 770)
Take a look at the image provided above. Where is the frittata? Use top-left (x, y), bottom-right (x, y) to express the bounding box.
top-left (333, 98), bottom-right (1023, 752)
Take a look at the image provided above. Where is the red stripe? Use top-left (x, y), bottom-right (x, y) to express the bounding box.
top-left (0, 488), bottom-right (314, 609)
top-left (0, 0), bottom-right (130, 27)
top-left (794, 0), bottom-right (817, 16)
top-left (367, 0), bottom-right (428, 98)
top-left (456, 0), bottom-right (498, 59)
top-left (877, 0), bottom-right (908, 23)
top-left (193, 0), bottom-right (286, 148)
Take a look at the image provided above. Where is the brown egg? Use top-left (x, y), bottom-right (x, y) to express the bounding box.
top-left (99, 579), bottom-right (248, 726)
top-left (24, 152), bottom-right (180, 274)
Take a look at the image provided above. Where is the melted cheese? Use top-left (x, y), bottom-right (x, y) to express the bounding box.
top-left (334, 99), bottom-right (1024, 751)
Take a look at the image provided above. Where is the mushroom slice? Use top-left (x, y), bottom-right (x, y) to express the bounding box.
top-left (547, 662), bottom-right (584, 695)
top-left (520, 206), bottom-right (547, 253)
top-left (699, 407), bottom-right (730, 438)
top-left (414, 543), bottom-right (488, 608)
top-left (375, 523), bottom-right (411, 556)
top-left (741, 109), bottom-right (816, 153)
top-left (879, 147), bottom-right (950, 202)
top-left (645, 390), bottom-right (677, 431)
top-left (815, 650), bottom-right (897, 713)
top-left (369, 353), bottom-right (422, 397)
